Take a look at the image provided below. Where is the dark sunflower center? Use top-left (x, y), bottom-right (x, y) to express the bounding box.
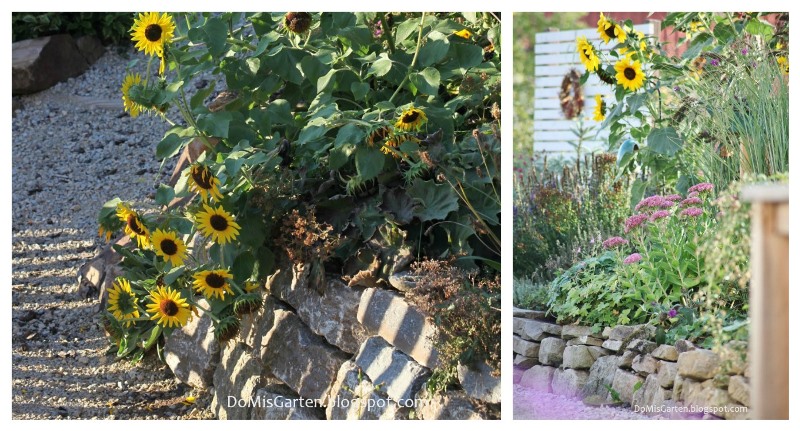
top-left (160, 299), bottom-right (179, 317)
top-left (285, 12), bottom-right (312, 33)
top-left (624, 67), bottom-right (637, 80)
top-left (604, 25), bottom-right (617, 39)
top-left (210, 214), bottom-right (228, 231)
top-left (192, 167), bottom-right (214, 190)
top-left (145, 24), bottom-right (163, 42)
top-left (205, 273), bottom-right (226, 289)
top-left (402, 111), bottom-right (419, 123)
top-left (582, 48), bottom-right (591, 59)
top-left (160, 239), bottom-right (178, 256)
top-left (127, 214), bottom-right (147, 235)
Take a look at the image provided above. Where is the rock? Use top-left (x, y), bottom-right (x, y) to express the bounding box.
top-left (551, 368), bottom-right (589, 398)
top-left (74, 35), bottom-right (105, 65)
top-left (512, 336), bottom-right (539, 357)
top-left (13, 34), bottom-right (90, 95)
top-left (619, 350), bottom-right (637, 369)
top-left (562, 345), bottom-right (607, 370)
top-left (658, 361), bottom-right (678, 389)
top-left (677, 349), bottom-right (720, 380)
top-left (519, 365), bottom-right (556, 393)
top-left (251, 384), bottom-right (326, 420)
top-left (457, 362), bottom-right (500, 404)
top-left (601, 327), bottom-right (612, 338)
top-left (579, 355), bottom-right (620, 400)
top-left (415, 388), bottom-right (483, 420)
top-left (566, 336), bottom-right (605, 347)
top-left (607, 324), bottom-right (656, 342)
top-left (538, 337), bottom-right (566, 366)
top-left (238, 295), bottom-right (281, 353)
top-left (519, 320), bottom-right (562, 341)
top-left (632, 374), bottom-right (673, 413)
top-left (561, 325), bottom-right (600, 340)
top-left (388, 271), bottom-right (419, 292)
top-left (211, 342), bottom-right (275, 420)
top-left (675, 339), bottom-right (697, 353)
top-left (260, 309), bottom-right (350, 406)
top-left (728, 375), bottom-right (750, 407)
top-left (683, 378), bottom-right (736, 416)
top-left (513, 354), bottom-right (538, 369)
top-left (164, 298), bottom-right (219, 389)
top-left (611, 369), bottom-right (644, 404)
top-left (627, 339), bottom-right (657, 355)
top-left (327, 361), bottom-right (406, 420)
top-left (718, 341), bottom-right (748, 375)
top-left (512, 308), bottom-right (546, 319)
top-left (601, 339), bottom-right (623, 352)
top-left (268, 266), bottom-right (368, 354)
top-left (651, 344), bottom-right (679, 361)
top-left (673, 375), bottom-right (685, 400)
top-left (631, 354), bottom-right (660, 377)
top-left (76, 245), bottom-right (121, 302)
top-left (357, 288), bottom-right (439, 368)
top-left (354, 336), bottom-right (430, 404)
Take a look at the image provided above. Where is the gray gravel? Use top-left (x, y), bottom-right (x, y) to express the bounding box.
top-left (11, 47), bottom-right (216, 420)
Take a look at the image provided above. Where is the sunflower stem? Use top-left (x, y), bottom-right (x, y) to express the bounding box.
top-left (389, 12), bottom-right (427, 105)
top-left (380, 15), bottom-right (395, 54)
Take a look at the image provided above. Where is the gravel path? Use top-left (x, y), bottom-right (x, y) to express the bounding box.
top-left (11, 47), bottom-right (216, 420)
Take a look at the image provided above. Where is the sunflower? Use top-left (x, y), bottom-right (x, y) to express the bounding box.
top-left (151, 229), bottom-right (187, 267)
top-left (593, 94), bottom-right (606, 122)
top-left (116, 203), bottom-right (150, 248)
top-left (614, 56), bottom-right (645, 91)
top-left (193, 269), bottom-right (234, 300)
top-left (121, 73), bottom-right (146, 118)
top-left (576, 36), bottom-right (600, 72)
top-left (453, 29), bottom-right (472, 39)
top-left (284, 12), bottom-right (312, 34)
top-left (146, 286), bottom-right (192, 328)
top-left (395, 107), bottom-right (427, 132)
top-left (366, 126), bottom-right (391, 147)
top-left (98, 225), bottom-right (113, 242)
top-left (107, 278), bottom-right (140, 327)
top-left (195, 204), bottom-right (241, 245)
top-left (777, 56), bottom-right (789, 74)
top-left (187, 164), bottom-right (223, 202)
top-left (131, 12), bottom-right (175, 58)
top-left (597, 12), bottom-right (627, 44)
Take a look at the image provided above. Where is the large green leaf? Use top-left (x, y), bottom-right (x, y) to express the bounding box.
top-left (203, 17), bottom-right (229, 58)
top-left (156, 133), bottom-right (184, 160)
top-left (197, 112), bottom-right (233, 138)
top-left (647, 127), bottom-right (682, 156)
top-left (407, 179), bottom-right (459, 222)
top-left (409, 67), bottom-right (441, 95)
top-left (368, 54), bottom-right (393, 77)
top-left (354, 146), bottom-right (385, 180)
top-left (418, 35), bottom-right (449, 67)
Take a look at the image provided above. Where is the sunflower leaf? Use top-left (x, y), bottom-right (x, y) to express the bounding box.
top-left (163, 266), bottom-right (185, 286)
top-left (203, 17), bottom-right (229, 58)
top-left (155, 184), bottom-right (175, 207)
top-left (407, 178), bottom-right (459, 222)
top-left (647, 127), bottom-right (683, 156)
top-left (355, 146), bottom-right (385, 181)
top-left (409, 67), bottom-right (441, 95)
top-left (156, 133), bottom-right (184, 160)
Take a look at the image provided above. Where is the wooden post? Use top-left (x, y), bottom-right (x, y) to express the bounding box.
top-left (741, 185), bottom-right (789, 420)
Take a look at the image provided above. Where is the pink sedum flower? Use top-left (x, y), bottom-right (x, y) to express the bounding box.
top-left (681, 197), bottom-right (703, 207)
top-left (635, 195), bottom-right (666, 212)
top-left (688, 182), bottom-right (714, 194)
top-left (623, 253), bottom-right (642, 264)
top-left (664, 194), bottom-right (682, 202)
top-left (624, 213), bottom-right (649, 233)
top-left (650, 210), bottom-right (670, 221)
top-left (681, 207), bottom-right (703, 217)
top-left (688, 191), bottom-right (700, 198)
top-left (602, 236), bottom-right (628, 249)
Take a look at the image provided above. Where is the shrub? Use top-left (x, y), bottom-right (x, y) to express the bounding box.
top-left (12, 12), bottom-right (133, 45)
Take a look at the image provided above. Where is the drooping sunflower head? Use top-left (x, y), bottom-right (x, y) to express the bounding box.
top-left (366, 126), bottom-right (391, 147)
top-left (131, 12), bottom-right (176, 58)
top-left (597, 12), bottom-right (627, 44)
top-left (395, 107), bottom-right (427, 132)
top-left (234, 292), bottom-right (263, 317)
top-left (146, 286), bottom-right (191, 328)
top-left (453, 29), bottom-right (472, 39)
top-left (192, 269), bottom-right (234, 300)
top-left (195, 204), bottom-right (241, 245)
top-left (614, 56), bottom-right (645, 92)
top-left (576, 36), bottom-right (600, 72)
top-left (593, 94), bottom-right (606, 122)
top-left (98, 225), bottom-right (113, 242)
top-left (152, 229), bottom-right (187, 267)
top-left (107, 278), bottom-right (140, 327)
top-left (121, 73), bottom-right (146, 118)
top-left (116, 203), bottom-right (150, 248)
top-left (284, 12), bottom-right (313, 34)
top-left (187, 164), bottom-right (223, 202)
top-left (214, 314), bottom-right (241, 342)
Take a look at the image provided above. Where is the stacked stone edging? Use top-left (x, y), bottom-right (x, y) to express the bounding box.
top-left (513, 308), bottom-right (750, 419)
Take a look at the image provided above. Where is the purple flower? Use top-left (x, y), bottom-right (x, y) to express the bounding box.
top-left (624, 213), bottom-right (649, 233)
top-left (623, 253), bottom-right (642, 264)
top-left (688, 182), bottom-right (714, 194)
top-left (681, 197), bottom-right (703, 207)
top-left (681, 207), bottom-right (703, 217)
top-left (741, 48), bottom-right (748, 56)
top-left (650, 210), bottom-right (670, 221)
top-left (688, 191), bottom-right (700, 198)
top-left (710, 59), bottom-right (720, 66)
top-left (668, 309), bottom-right (678, 318)
top-left (635, 195), bottom-right (667, 212)
top-left (602, 236), bottom-right (629, 249)
top-left (673, 86), bottom-right (681, 92)
top-left (664, 194), bottom-right (682, 202)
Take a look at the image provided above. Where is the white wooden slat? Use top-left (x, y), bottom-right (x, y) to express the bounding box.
top-left (534, 130), bottom-right (609, 142)
top-left (536, 73), bottom-right (607, 89)
top-left (534, 53), bottom-right (580, 66)
top-left (536, 109), bottom-right (564, 120)
top-left (533, 120), bottom-right (612, 132)
top-left (535, 65), bottom-right (585, 77)
top-left (536, 141), bottom-right (608, 154)
top-left (534, 86), bottom-right (614, 99)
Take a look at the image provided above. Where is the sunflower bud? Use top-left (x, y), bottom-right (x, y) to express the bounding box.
top-left (234, 293), bottom-right (264, 318)
top-left (214, 315), bottom-right (241, 343)
top-left (284, 12), bottom-right (312, 34)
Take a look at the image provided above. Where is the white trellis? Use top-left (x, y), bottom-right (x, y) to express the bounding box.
top-left (533, 23), bottom-right (656, 155)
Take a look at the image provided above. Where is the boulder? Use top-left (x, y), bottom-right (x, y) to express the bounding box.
top-left (551, 368), bottom-right (589, 398)
top-left (611, 369), bottom-right (644, 403)
top-left (327, 361), bottom-right (406, 420)
top-left (388, 271), bottom-right (420, 292)
top-left (728, 375), bottom-right (750, 407)
top-left (74, 35), bottom-right (105, 64)
top-left (538, 337), bottom-right (566, 366)
top-left (457, 362), bottom-right (501, 404)
top-left (607, 324), bottom-right (656, 342)
top-left (238, 295), bottom-right (282, 353)
top-left (579, 355), bottom-right (621, 400)
top-left (513, 336), bottom-right (539, 357)
top-left (251, 384), bottom-right (326, 420)
top-left (519, 365), bottom-right (556, 393)
top-left (651, 344), bottom-right (679, 362)
top-left (675, 339), bottom-right (697, 353)
top-left (260, 309), bottom-right (350, 406)
top-left (618, 349), bottom-right (637, 369)
top-left (631, 354), bottom-right (660, 377)
top-left (627, 339), bottom-right (657, 355)
top-left (683, 378), bottom-right (737, 416)
top-left (268, 266), bottom-right (368, 354)
top-left (211, 342), bottom-right (275, 419)
top-left (561, 325), bottom-right (600, 340)
top-left (513, 354), bottom-right (538, 369)
top-left (657, 361), bottom-right (678, 389)
top-left (562, 345), bottom-right (608, 370)
top-left (13, 34), bottom-right (90, 95)
top-left (677, 349), bottom-right (720, 380)
top-left (512, 308), bottom-right (546, 319)
top-left (357, 288), bottom-right (439, 368)
top-left (415, 388), bottom-right (483, 420)
top-left (354, 336), bottom-right (430, 404)
top-left (163, 298), bottom-right (219, 389)
top-left (601, 339), bottom-right (623, 352)
top-left (566, 336), bottom-right (605, 347)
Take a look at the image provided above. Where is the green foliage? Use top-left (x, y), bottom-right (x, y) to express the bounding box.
top-left (512, 277), bottom-right (549, 310)
top-left (12, 12), bottom-right (133, 44)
